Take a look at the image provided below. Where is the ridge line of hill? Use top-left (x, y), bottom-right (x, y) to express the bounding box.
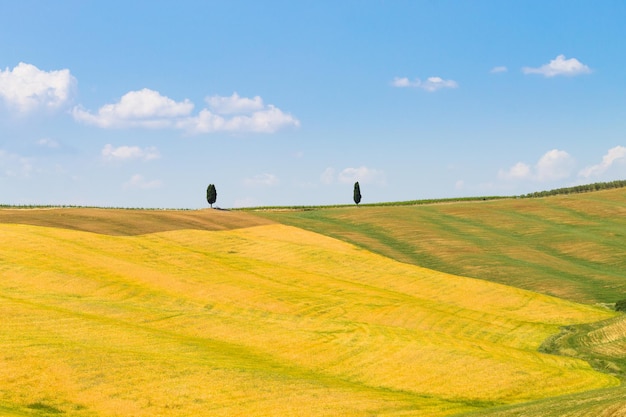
top-left (2, 179), bottom-right (625, 211)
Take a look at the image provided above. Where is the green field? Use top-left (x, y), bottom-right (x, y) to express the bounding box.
top-left (1, 190), bottom-right (625, 416)
top-left (254, 188), bottom-right (626, 304)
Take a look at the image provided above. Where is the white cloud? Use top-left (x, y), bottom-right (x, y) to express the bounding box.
top-left (123, 174), bottom-right (162, 189)
top-left (0, 62), bottom-right (76, 113)
top-left (536, 149), bottom-right (575, 181)
top-left (206, 92), bottom-right (264, 114)
top-left (579, 146), bottom-right (626, 178)
top-left (421, 77), bottom-right (458, 92)
top-left (72, 88), bottom-right (194, 128)
top-left (320, 167), bottom-right (335, 184)
top-left (499, 149), bottom-right (574, 182)
top-left (321, 166), bottom-right (386, 185)
top-left (490, 66), bottom-right (508, 74)
top-left (74, 89), bottom-right (299, 134)
top-left (102, 144), bottom-right (160, 161)
top-left (391, 77), bottom-right (415, 87)
top-left (37, 138), bottom-right (60, 148)
top-left (522, 55), bottom-right (592, 77)
top-left (0, 149), bottom-right (33, 177)
top-left (498, 162), bottom-right (532, 180)
top-left (243, 173), bottom-right (279, 187)
top-left (392, 76), bottom-right (458, 92)
top-left (338, 166), bottom-right (386, 185)
top-left (175, 109), bottom-right (225, 133)
top-left (180, 105), bottom-right (300, 134)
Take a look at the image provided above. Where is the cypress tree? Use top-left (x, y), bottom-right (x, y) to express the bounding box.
top-left (206, 184), bottom-right (217, 208)
top-left (353, 181), bottom-right (362, 206)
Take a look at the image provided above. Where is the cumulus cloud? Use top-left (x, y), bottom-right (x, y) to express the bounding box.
top-left (37, 138), bottom-right (60, 148)
top-left (391, 77), bottom-right (414, 88)
top-left (499, 149), bottom-right (575, 182)
top-left (73, 89), bottom-right (299, 134)
top-left (392, 76), bottom-right (458, 92)
top-left (206, 92), bottom-right (264, 115)
top-left (123, 174), bottom-right (162, 189)
top-left (339, 166), bottom-right (386, 184)
top-left (321, 166), bottom-right (386, 185)
top-left (73, 88), bottom-right (193, 129)
top-left (579, 146), bottom-right (626, 178)
top-left (243, 173), bottom-right (279, 187)
top-left (535, 149), bottom-right (575, 181)
top-left (102, 144), bottom-right (160, 161)
top-left (320, 167), bottom-right (336, 185)
top-left (490, 66), bottom-right (508, 74)
top-left (180, 104), bottom-right (299, 134)
top-left (522, 55), bottom-right (592, 77)
top-left (0, 62), bottom-right (76, 113)
top-left (498, 162), bottom-right (532, 180)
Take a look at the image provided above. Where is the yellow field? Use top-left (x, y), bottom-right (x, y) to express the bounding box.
top-left (0, 216), bottom-right (619, 416)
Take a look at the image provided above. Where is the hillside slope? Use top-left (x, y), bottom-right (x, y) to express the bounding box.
top-left (0, 207), bottom-right (274, 235)
top-left (0, 219), bottom-right (618, 416)
top-left (457, 384), bottom-right (626, 417)
top-left (253, 188), bottom-right (626, 304)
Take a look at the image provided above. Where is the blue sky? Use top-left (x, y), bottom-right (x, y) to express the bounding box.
top-left (1, 1), bottom-right (625, 208)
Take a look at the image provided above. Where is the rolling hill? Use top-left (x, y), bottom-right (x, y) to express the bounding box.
top-left (0, 207), bottom-right (274, 235)
top-left (253, 187), bottom-right (626, 304)
top-left (0, 210), bottom-right (619, 416)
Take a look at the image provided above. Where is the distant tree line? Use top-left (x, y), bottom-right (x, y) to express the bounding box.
top-left (522, 180), bottom-right (626, 198)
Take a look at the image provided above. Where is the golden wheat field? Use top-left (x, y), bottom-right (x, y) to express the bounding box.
top-left (0, 210), bottom-right (620, 416)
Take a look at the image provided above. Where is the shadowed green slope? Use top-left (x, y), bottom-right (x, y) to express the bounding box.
top-left (456, 385), bottom-right (626, 417)
top-left (456, 313), bottom-right (626, 417)
top-left (254, 188), bottom-right (626, 304)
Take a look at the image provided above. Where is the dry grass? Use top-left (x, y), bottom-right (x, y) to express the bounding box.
top-left (0, 219), bottom-right (618, 416)
top-left (0, 207), bottom-right (273, 235)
